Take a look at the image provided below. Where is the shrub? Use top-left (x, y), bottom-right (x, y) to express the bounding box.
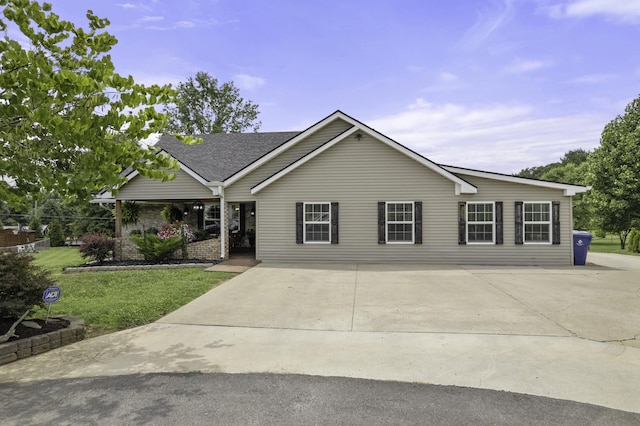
top-left (121, 201), bottom-right (141, 225)
top-left (79, 233), bottom-right (115, 262)
top-left (0, 252), bottom-right (55, 319)
top-left (192, 228), bottom-right (211, 242)
top-left (48, 220), bottom-right (65, 247)
top-left (593, 229), bottom-right (607, 239)
top-left (130, 233), bottom-right (182, 263)
top-left (161, 205), bottom-right (183, 223)
top-left (144, 227), bottom-right (159, 235)
top-left (29, 216), bottom-right (43, 238)
top-left (628, 229), bottom-right (640, 253)
top-left (129, 229), bottom-right (142, 236)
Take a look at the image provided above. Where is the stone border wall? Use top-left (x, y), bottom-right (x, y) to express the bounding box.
top-left (0, 316), bottom-right (85, 366)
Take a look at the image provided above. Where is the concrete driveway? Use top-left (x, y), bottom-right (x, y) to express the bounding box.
top-left (160, 259), bottom-right (640, 344)
top-left (1, 252), bottom-right (639, 414)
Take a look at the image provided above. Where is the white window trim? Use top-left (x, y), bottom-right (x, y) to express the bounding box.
top-left (386, 201), bottom-right (414, 244)
top-left (467, 201), bottom-right (495, 245)
top-left (523, 201), bottom-right (552, 244)
top-left (303, 202), bottom-right (331, 244)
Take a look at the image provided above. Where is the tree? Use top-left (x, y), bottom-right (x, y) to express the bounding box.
top-left (48, 219), bottom-right (64, 246)
top-left (164, 71), bottom-right (261, 134)
top-left (71, 202), bottom-right (115, 237)
top-left (586, 95), bottom-right (640, 249)
top-left (516, 149), bottom-right (592, 230)
top-left (515, 149), bottom-right (589, 180)
top-left (0, 0), bottom-right (186, 207)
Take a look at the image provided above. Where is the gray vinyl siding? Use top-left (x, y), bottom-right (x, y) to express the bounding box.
top-left (117, 169), bottom-right (213, 200)
top-left (254, 134), bottom-right (575, 265)
top-left (225, 118), bottom-right (353, 201)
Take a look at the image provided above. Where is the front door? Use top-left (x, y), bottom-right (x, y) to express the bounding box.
top-left (229, 202), bottom-right (256, 257)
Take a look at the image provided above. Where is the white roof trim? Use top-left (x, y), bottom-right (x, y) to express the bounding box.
top-left (248, 110), bottom-right (476, 195)
top-left (251, 127), bottom-right (359, 194)
top-left (90, 191), bottom-right (115, 203)
top-left (224, 111), bottom-right (357, 186)
top-left (441, 165), bottom-right (590, 196)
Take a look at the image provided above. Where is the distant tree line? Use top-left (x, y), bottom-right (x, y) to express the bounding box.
top-left (515, 94), bottom-right (640, 249)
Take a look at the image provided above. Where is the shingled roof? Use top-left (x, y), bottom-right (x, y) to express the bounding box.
top-left (155, 132), bottom-right (300, 182)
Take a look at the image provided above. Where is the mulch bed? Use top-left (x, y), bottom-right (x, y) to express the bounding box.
top-left (0, 317), bottom-right (70, 343)
top-left (80, 259), bottom-right (217, 267)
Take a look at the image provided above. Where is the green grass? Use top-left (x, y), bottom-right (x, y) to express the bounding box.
top-left (31, 247), bottom-right (86, 274)
top-left (588, 234), bottom-right (640, 256)
top-left (31, 248), bottom-right (235, 337)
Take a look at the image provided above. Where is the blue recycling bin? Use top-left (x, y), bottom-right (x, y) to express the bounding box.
top-left (573, 231), bottom-right (592, 265)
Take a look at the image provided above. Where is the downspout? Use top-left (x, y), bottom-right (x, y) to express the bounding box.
top-left (218, 185), bottom-right (226, 260)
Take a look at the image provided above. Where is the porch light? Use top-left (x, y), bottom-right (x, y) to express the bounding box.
top-left (193, 200), bottom-right (205, 211)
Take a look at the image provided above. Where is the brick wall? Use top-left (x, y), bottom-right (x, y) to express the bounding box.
top-left (115, 237), bottom-right (221, 261)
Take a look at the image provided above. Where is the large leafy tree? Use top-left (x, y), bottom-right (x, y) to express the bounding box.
top-left (587, 95), bottom-right (640, 249)
top-left (516, 149), bottom-right (592, 230)
top-left (164, 71), bottom-right (261, 134)
top-left (0, 0), bottom-right (182, 207)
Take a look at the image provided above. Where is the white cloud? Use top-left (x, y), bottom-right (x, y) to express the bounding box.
top-left (566, 73), bottom-right (615, 84)
top-left (551, 0), bottom-right (640, 24)
top-left (116, 3), bottom-right (151, 11)
top-left (459, 0), bottom-right (514, 48)
top-left (139, 16), bottom-right (164, 23)
top-left (176, 21), bottom-right (196, 28)
top-left (505, 59), bottom-right (549, 74)
top-left (234, 74), bottom-right (266, 90)
top-left (368, 99), bottom-right (604, 174)
top-left (439, 72), bottom-right (459, 82)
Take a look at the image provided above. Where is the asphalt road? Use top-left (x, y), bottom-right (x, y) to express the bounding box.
top-left (2, 373), bottom-right (638, 425)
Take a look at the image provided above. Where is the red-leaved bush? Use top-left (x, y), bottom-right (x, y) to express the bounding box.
top-left (79, 233), bottom-right (115, 263)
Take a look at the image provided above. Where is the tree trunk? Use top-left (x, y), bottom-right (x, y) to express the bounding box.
top-left (0, 310), bottom-right (30, 343)
top-left (619, 229), bottom-right (631, 250)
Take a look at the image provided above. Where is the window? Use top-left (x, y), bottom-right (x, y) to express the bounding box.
top-left (467, 202), bottom-right (494, 243)
top-left (296, 202), bottom-right (339, 244)
top-left (204, 203), bottom-right (221, 236)
top-left (523, 202), bottom-right (551, 243)
top-left (459, 201), bottom-right (503, 245)
top-left (386, 202), bottom-right (414, 243)
top-left (304, 202), bottom-right (331, 243)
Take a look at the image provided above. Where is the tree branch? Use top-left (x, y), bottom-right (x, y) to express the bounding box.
top-left (0, 310), bottom-right (30, 343)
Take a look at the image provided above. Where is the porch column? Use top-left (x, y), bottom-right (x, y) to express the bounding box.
top-left (115, 200), bottom-right (122, 238)
top-left (219, 186), bottom-right (227, 260)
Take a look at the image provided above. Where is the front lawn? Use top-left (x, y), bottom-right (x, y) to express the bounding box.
top-left (588, 234), bottom-right (640, 256)
top-left (31, 247), bottom-right (235, 337)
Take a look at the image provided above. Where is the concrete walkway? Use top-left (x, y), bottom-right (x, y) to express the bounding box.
top-left (1, 254), bottom-right (639, 413)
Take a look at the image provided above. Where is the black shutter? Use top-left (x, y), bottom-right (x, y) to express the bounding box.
top-left (295, 202), bottom-right (303, 244)
top-left (458, 202), bottom-right (466, 245)
top-left (515, 201), bottom-right (523, 245)
top-left (414, 201), bottom-right (422, 244)
top-left (552, 201), bottom-right (560, 245)
top-left (495, 201), bottom-right (503, 245)
top-left (331, 202), bottom-right (339, 244)
top-left (378, 202), bottom-right (386, 244)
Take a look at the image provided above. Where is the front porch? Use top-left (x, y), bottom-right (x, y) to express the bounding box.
top-left (112, 199), bottom-right (256, 262)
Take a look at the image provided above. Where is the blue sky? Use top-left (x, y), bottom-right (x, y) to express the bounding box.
top-left (43, 1), bottom-right (640, 173)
